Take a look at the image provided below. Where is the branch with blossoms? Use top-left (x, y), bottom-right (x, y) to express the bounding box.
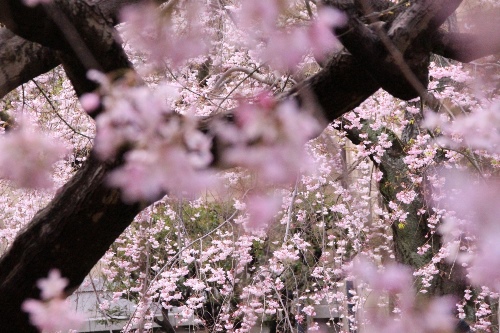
top-left (0, 0), bottom-right (142, 330)
top-left (338, 101), bottom-right (468, 297)
top-left (337, 69), bottom-right (500, 325)
top-left (0, 0), bottom-right (343, 330)
top-left (22, 270), bottom-right (85, 332)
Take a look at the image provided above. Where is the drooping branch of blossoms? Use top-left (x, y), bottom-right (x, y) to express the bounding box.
top-left (340, 109), bottom-right (467, 298)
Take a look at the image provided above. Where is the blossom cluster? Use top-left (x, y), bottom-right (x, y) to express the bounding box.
top-left (22, 270), bottom-right (84, 332)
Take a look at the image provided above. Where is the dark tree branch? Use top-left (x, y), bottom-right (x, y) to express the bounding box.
top-left (0, 29), bottom-right (59, 99)
top-left (0, 0), bottom-right (137, 331)
top-left (325, 0), bottom-right (463, 100)
top-left (0, 155), bottom-right (143, 332)
top-left (0, 0), bottom-right (139, 99)
top-left (385, 0), bottom-right (463, 52)
top-left (154, 307), bottom-right (177, 333)
top-left (290, 52), bottom-right (380, 123)
top-left (432, 30), bottom-right (500, 63)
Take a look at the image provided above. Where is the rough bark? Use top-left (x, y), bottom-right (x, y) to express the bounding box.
top-left (290, 52), bottom-right (380, 123)
top-left (0, 29), bottom-right (59, 99)
top-left (0, 0), bottom-right (139, 99)
top-left (0, 155), bottom-right (142, 332)
top-left (327, 0), bottom-right (463, 100)
top-left (0, 0), bottom-right (136, 331)
top-left (344, 116), bottom-right (468, 298)
top-left (0, 0), bottom-right (131, 97)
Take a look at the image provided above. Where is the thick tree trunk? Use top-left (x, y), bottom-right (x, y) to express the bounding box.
top-left (0, 0), bottom-right (138, 331)
top-left (0, 154), bottom-right (142, 332)
top-left (344, 117), bottom-right (468, 298)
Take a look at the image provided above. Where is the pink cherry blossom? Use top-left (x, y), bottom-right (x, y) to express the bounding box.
top-left (79, 93), bottom-right (100, 113)
top-left (121, 2), bottom-right (209, 67)
top-left (307, 7), bottom-right (345, 61)
top-left (37, 269), bottom-right (69, 300)
top-left (244, 194), bottom-right (282, 232)
top-left (218, 96), bottom-right (320, 186)
top-left (260, 28), bottom-right (310, 71)
top-left (22, 298), bottom-right (84, 332)
top-left (22, 270), bottom-right (84, 332)
top-left (350, 256), bottom-right (412, 294)
top-left (0, 117), bottom-right (67, 189)
top-left (237, 0), bottom-right (280, 34)
top-left (437, 170), bottom-right (500, 290)
top-left (3, 2), bottom-right (500, 332)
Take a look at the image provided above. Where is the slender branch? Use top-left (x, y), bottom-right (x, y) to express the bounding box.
top-left (284, 178), bottom-right (300, 242)
top-left (31, 79), bottom-right (93, 140)
top-left (213, 67), bottom-right (274, 90)
top-left (305, 0), bottom-right (313, 18)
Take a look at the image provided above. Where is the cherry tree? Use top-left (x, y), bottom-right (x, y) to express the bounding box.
top-left (1, 0), bottom-right (500, 332)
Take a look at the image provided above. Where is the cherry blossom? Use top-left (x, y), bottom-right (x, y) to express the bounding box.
top-left (243, 194), bottom-right (282, 233)
top-left (37, 269), bottom-right (69, 301)
top-left (120, 2), bottom-right (209, 67)
top-left (79, 93), bottom-right (100, 113)
top-left (437, 170), bottom-right (500, 290)
top-left (0, 117), bottom-right (67, 189)
top-left (22, 270), bottom-right (84, 333)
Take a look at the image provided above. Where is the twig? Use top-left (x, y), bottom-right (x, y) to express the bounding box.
top-left (32, 79), bottom-right (93, 140)
top-left (213, 67), bottom-right (274, 90)
top-left (284, 177), bottom-right (300, 242)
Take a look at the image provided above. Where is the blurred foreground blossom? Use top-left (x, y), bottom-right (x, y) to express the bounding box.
top-left (350, 256), bottom-right (455, 333)
top-left (243, 194), bottom-right (282, 233)
top-left (237, 0), bottom-right (281, 34)
top-left (437, 170), bottom-right (500, 290)
top-left (213, 92), bottom-right (320, 234)
top-left (79, 92), bottom-right (100, 113)
top-left (121, 2), bottom-right (208, 67)
top-left (423, 100), bottom-right (500, 153)
top-left (37, 270), bottom-right (69, 300)
top-left (254, 6), bottom-right (345, 71)
top-left (308, 7), bottom-right (346, 62)
top-left (350, 256), bottom-right (413, 297)
top-left (0, 118), bottom-right (67, 189)
top-left (92, 76), bottom-right (217, 202)
top-left (22, 269), bottom-right (84, 332)
top-left (217, 93), bottom-right (320, 185)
